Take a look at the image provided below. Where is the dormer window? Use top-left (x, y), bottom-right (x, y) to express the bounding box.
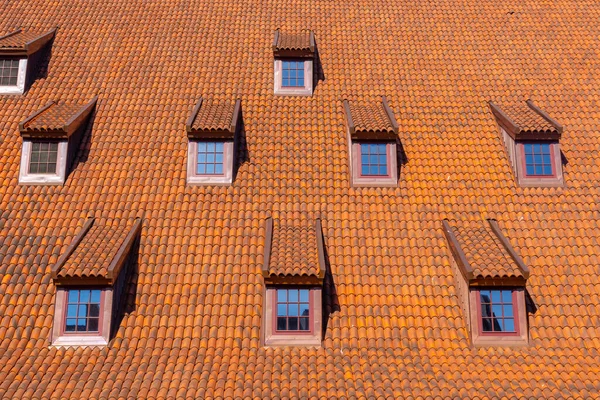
top-left (273, 30), bottom-right (314, 96)
top-left (18, 97), bottom-right (97, 185)
top-left (185, 97), bottom-right (241, 185)
top-left (442, 219), bottom-right (530, 346)
top-left (0, 28), bottom-right (56, 94)
top-left (344, 97), bottom-right (400, 187)
top-left (51, 217), bottom-right (142, 347)
top-left (489, 99), bottom-right (564, 187)
top-left (262, 217), bottom-right (326, 346)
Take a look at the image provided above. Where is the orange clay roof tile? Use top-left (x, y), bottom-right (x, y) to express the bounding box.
top-left (274, 31), bottom-right (312, 51)
top-left (501, 102), bottom-right (557, 133)
top-left (0, 0), bottom-right (599, 398)
top-left (0, 30), bottom-right (44, 49)
top-left (346, 99), bottom-right (397, 135)
top-left (267, 219), bottom-right (322, 278)
top-left (19, 98), bottom-right (97, 137)
top-left (189, 98), bottom-right (237, 132)
top-left (0, 28), bottom-right (55, 55)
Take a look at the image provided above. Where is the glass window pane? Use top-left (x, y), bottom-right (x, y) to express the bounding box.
top-left (216, 142), bottom-right (224, 152)
top-left (277, 317), bottom-right (287, 330)
top-left (67, 305), bottom-right (78, 318)
top-left (215, 164), bottom-right (223, 174)
top-left (78, 304), bottom-right (88, 317)
top-left (277, 304), bottom-right (287, 316)
top-left (65, 319), bottom-right (77, 332)
top-left (299, 303), bottom-right (310, 316)
top-left (206, 142), bottom-right (215, 152)
top-left (479, 291), bottom-right (491, 304)
top-left (501, 290), bottom-right (512, 302)
top-left (77, 319), bottom-right (87, 331)
top-left (277, 290), bottom-right (287, 303)
top-left (288, 304), bottom-right (298, 316)
top-left (492, 304), bottom-right (503, 318)
top-left (288, 318), bottom-right (298, 330)
top-left (197, 142), bottom-right (206, 152)
top-left (91, 290), bottom-right (101, 303)
top-left (288, 290), bottom-right (298, 302)
top-left (68, 290), bottom-right (79, 303)
top-left (299, 290), bottom-right (309, 303)
top-left (504, 319), bottom-right (515, 332)
top-left (491, 291), bottom-right (501, 303)
top-left (88, 318), bottom-right (99, 332)
top-left (79, 290), bottom-right (90, 303)
top-left (299, 318), bottom-right (309, 331)
top-left (206, 164), bottom-right (214, 174)
top-left (89, 304), bottom-right (100, 318)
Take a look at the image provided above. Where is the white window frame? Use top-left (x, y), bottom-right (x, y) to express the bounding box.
top-left (18, 140), bottom-right (68, 185)
top-left (274, 59), bottom-right (313, 96)
top-left (0, 58), bottom-right (27, 95)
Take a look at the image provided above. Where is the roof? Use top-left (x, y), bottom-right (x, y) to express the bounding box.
top-left (344, 97), bottom-right (399, 139)
top-left (443, 219), bottom-right (529, 282)
top-left (19, 97), bottom-right (97, 138)
top-left (51, 217), bottom-right (142, 284)
top-left (185, 97), bottom-right (241, 138)
top-left (272, 30), bottom-right (315, 56)
top-left (262, 217), bottom-right (325, 283)
top-left (489, 99), bottom-right (563, 140)
top-left (0, 28), bottom-right (56, 55)
top-left (1, 0), bottom-right (600, 398)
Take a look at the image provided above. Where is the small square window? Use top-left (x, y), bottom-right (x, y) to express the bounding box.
top-left (52, 287), bottom-right (113, 347)
top-left (29, 141), bottom-right (59, 175)
top-left (523, 143), bottom-right (553, 176)
top-left (64, 289), bottom-right (103, 333)
top-left (0, 58), bottom-right (19, 86)
top-left (275, 288), bottom-right (311, 332)
top-left (469, 287), bottom-right (528, 346)
top-left (351, 141), bottom-right (397, 187)
top-left (263, 286), bottom-right (321, 346)
top-left (0, 58), bottom-right (26, 94)
top-left (360, 143), bottom-right (389, 176)
top-left (281, 60), bottom-right (305, 88)
top-left (478, 289), bottom-right (517, 334)
top-left (196, 141), bottom-right (225, 175)
top-left (187, 140), bottom-right (234, 185)
top-left (274, 59), bottom-right (313, 96)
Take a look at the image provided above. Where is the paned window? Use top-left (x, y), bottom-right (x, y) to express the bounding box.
top-left (479, 289), bottom-right (516, 333)
top-left (0, 59), bottom-right (19, 86)
top-left (523, 143), bottom-right (553, 176)
top-left (281, 60), bottom-right (305, 87)
top-left (360, 143), bottom-right (389, 176)
top-left (196, 142), bottom-right (224, 175)
top-left (64, 289), bottom-right (102, 333)
top-left (276, 288), bottom-right (310, 331)
top-left (29, 141), bottom-right (58, 174)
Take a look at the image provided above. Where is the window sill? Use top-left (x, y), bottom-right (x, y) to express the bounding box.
top-left (18, 174), bottom-right (65, 185)
top-left (187, 175), bottom-right (232, 186)
top-left (0, 86), bottom-right (25, 95)
top-left (51, 335), bottom-right (108, 348)
top-left (264, 333), bottom-right (321, 347)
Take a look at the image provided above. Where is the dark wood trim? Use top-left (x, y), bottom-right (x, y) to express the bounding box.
top-left (382, 96), bottom-right (399, 134)
top-left (272, 30), bottom-right (280, 51)
top-left (441, 220), bottom-right (474, 281)
top-left (488, 101), bottom-right (520, 139)
top-left (486, 219), bottom-right (530, 279)
top-left (53, 276), bottom-right (112, 286)
top-left (315, 219), bottom-right (326, 280)
top-left (526, 99), bottom-right (563, 135)
top-left (24, 28), bottom-right (57, 55)
top-left (185, 97), bottom-right (203, 133)
top-left (309, 31), bottom-right (315, 53)
top-left (262, 217), bottom-right (273, 278)
top-left (263, 275), bottom-right (324, 285)
top-left (343, 100), bottom-right (355, 136)
top-left (469, 277), bottom-right (527, 287)
top-left (51, 217), bottom-right (95, 279)
top-left (63, 96), bottom-right (97, 136)
top-left (106, 217), bottom-right (142, 283)
top-left (19, 101), bottom-right (56, 133)
top-left (230, 99), bottom-right (241, 133)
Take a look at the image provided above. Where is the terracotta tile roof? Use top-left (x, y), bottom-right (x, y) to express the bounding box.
top-left (51, 217), bottom-right (142, 284)
top-left (186, 98), bottom-right (240, 137)
top-left (489, 100), bottom-right (563, 139)
top-left (344, 97), bottom-right (398, 139)
top-left (0, 0), bottom-right (599, 398)
top-left (443, 219), bottom-right (529, 281)
top-left (263, 217), bottom-right (325, 281)
top-left (273, 30), bottom-right (313, 52)
top-left (0, 28), bottom-right (55, 55)
top-left (19, 97), bottom-right (97, 138)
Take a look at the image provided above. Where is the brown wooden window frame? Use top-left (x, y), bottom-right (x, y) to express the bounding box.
top-left (468, 286), bottom-right (528, 346)
top-left (263, 286), bottom-right (322, 346)
top-left (51, 286), bottom-right (114, 347)
top-left (515, 141), bottom-right (563, 187)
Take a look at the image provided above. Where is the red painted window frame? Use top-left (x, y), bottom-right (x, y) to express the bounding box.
top-left (61, 288), bottom-right (106, 336)
top-left (191, 140), bottom-right (229, 178)
top-left (272, 287), bottom-right (315, 335)
top-left (519, 141), bottom-right (557, 179)
top-left (476, 288), bottom-right (520, 337)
